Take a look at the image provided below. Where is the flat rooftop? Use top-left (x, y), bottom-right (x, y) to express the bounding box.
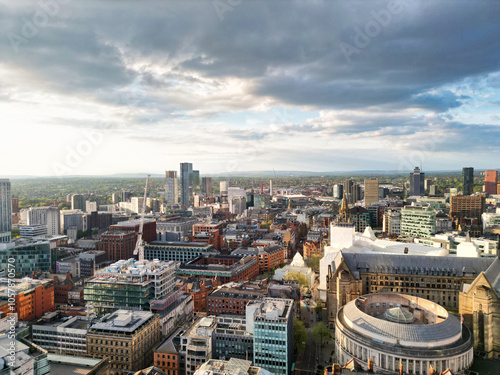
top-left (148, 241), bottom-right (214, 248)
top-left (34, 316), bottom-right (90, 330)
top-left (48, 354), bottom-right (104, 375)
top-left (89, 309), bottom-right (154, 334)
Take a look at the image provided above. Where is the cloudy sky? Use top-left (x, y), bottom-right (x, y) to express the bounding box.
top-left (1, 0), bottom-right (499, 177)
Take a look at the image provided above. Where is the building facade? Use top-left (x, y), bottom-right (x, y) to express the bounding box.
top-left (32, 315), bottom-right (90, 355)
top-left (144, 242), bottom-right (216, 263)
top-left (336, 293), bottom-right (473, 375)
top-left (364, 178), bottom-right (379, 206)
top-left (325, 251), bottom-right (494, 328)
top-left (483, 170), bottom-right (498, 195)
top-left (409, 167), bottom-right (425, 196)
top-left (87, 310), bottom-right (161, 375)
top-left (165, 170), bottom-right (178, 205)
top-left (459, 256), bottom-right (500, 360)
top-left (401, 206), bottom-right (436, 238)
top-left (84, 259), bottom-right (177, 313)
top-left (0, 278), bottom-right (54, 321)
top-left (450, 195), bottom-right (486, 220)
top-left (248, 298), bottom-right (293, 375)
top-left (180, 163), bottom-right (193, 206)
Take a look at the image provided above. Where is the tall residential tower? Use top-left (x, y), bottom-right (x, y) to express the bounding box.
top-left (180, 163), bottom-right (193, 206)
top-left (165, 171), bottom-right (178, 205)
top-left (0, 179), bottom-right (12, 243)
top-left (463, 167), bottom-right (474, 196)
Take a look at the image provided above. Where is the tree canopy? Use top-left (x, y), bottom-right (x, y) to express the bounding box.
top-left (284, 271), bottom-right (308, 287)
top-left (293, 318), bottom-right (308, 353)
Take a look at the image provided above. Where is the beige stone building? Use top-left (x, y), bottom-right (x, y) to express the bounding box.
top-left (459, 255), bottom-right (500, 359)
top-left (326, 252), bottom-right (493, 329)
top-left (87, 310), bottom-right (161, 375)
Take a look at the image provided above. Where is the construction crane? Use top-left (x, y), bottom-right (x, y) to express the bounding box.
top-left (133, 174), bottom-right (150, 261)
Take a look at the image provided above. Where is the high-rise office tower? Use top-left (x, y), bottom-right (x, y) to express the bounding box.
top-left (202, 177), bottom-right (212, 197)
top-left (364, 178), bottom-right (379, 206)
top-left (269, 180), bottom-right (273, 195)
top-left (462, 167), bottom-right (474, 196)
top-left (180, 163), bottom-right (193, 206)
top-left (165, 171), bottom-right (178, 205)
top-left (343, 179), bottom-right (355, 203)
top-left (0, 179), bottom-right (12, 243)
top-left (484, 170), bottom-right (498, 195)
top-left (111, 193), bottom-right (120, 204)
top-left (409, 167), bottom-right (425, 196)
top-left (71, 194), bottom-right (85, 210)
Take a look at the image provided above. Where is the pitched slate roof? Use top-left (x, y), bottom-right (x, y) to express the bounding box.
top-left (339, 252), bottom-right (494, 279)
top-left (483, 257), bottom-right (500, 296)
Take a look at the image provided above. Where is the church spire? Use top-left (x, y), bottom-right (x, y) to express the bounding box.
top-left (338, 192), bottom-right (351, 223)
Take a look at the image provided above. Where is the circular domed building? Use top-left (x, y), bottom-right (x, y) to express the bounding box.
top-left (335, 293), bottom-right (473, 375)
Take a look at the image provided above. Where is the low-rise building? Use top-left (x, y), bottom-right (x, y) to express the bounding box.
top-left (87, 309), bottom-right (161, 375)
top-left (181, 317), bottom-right (217, 375)
top-left (0, 277), bottom-right (54, 321)
top-left (213, 316), bottom-right (254, 362)
top-left (177, 255), bottom-right (259, 284)
top-left (32, 313), bottom-right (90, 355)
top-left (231, 245), bottom-right (285, 273)
top-left (144, 242), bottom-right (218, 263)
top-left (84, 259), bottom-right (177, 314)
top-left (154, 327), bottom-right (184, 375)
top-left (401, 206), bottom-right (436, 238)
top-left (193, 358), bottom-right (272, 375)
top-left (208, 284), bottom-right (267, 316)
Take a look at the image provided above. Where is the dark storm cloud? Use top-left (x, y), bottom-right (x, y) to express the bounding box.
top-left (1, 0), bottom-right (499, 139)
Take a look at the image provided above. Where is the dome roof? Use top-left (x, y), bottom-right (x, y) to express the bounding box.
top-left (384, 307), bottom-right (415, 324)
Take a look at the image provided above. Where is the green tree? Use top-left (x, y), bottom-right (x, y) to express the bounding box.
top-left (306, 255), bottom-right (321, 271)
top-left (284, 271), bottom-right (308, 287)
top-left (11, 228), bottom-right (20, 239)
top-left (314, 300), bottom-right (323, 314)
top-left (293, 318), bottom-right (308, 353)
top-left (312, 322), bottom-right (331, 350)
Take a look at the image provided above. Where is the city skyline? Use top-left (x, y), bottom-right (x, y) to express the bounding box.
top-left (1, 1), bottom-right (500, 176)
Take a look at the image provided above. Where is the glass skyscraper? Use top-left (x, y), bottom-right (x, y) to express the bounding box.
top-left (463, 167), bottom-right (474, 196)
top-left (180, 162), bottom-right (193, 206)
top-left (409, 167), bottom-right (425, 196)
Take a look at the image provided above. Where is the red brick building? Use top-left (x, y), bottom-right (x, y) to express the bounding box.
top-left (484, 170), bottom-right (498, 195)
top-left (0, 279), bottom-right (54, 321)
top-left (232, 245), bottom-right (285, 273)
top-left (110, 219), bottom-right (157, 243)
top-left (53, 272), bottom-right (77, 305)
top-left (303, 241), bottom-right (322, 259)
top-left (207, 284), bottom-right (267, 315)
top-left (192, 222), bottom-right (224, 250)
top-left (185, 279), bottom-right (217, 312)
top-left (100, 231), bottom-right (136, 261)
